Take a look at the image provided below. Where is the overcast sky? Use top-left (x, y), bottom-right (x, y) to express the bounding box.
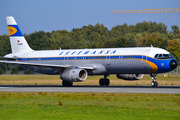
top-left (0, 0), bottom-right (180, 35)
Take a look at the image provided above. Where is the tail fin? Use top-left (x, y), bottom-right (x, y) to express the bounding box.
top-left (6, 16), bottom-right (33, 53)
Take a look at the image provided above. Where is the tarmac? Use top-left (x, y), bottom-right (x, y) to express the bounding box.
top-left (0, 85), bottom-right (180, 94)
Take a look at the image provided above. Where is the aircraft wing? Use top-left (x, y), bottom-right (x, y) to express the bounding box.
top-left (0, 60), bottom-right (94, 70)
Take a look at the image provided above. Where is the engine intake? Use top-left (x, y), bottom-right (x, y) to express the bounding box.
top-left (60, 68), bottom-right (87, 82)
top-left (116, 74), bottom-right (144, 81)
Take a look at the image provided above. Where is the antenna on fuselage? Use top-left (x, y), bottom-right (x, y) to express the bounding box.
top-left (151, 44), bottom-right (153, 48)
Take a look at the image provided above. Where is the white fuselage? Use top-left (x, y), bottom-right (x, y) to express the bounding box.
top-left (4, 47), bottom-right (175, 75)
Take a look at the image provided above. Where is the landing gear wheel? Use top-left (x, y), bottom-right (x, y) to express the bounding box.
top-left (99, 75), bottom-right (110, 86)
top-left (99, 78), bottom-right (104, 86)
top-left (154, 81), bottom-right (158, 87)
top-left (151, 81), bottom-right (158, 87)
top-left (151, 81), bottom-right (154, 86)
top-left (150, 73), bottom-right (158, 87)
top-left (104, 78), bottom-right (110, 86)
top-left (62, 80), bottom-right (73, 87)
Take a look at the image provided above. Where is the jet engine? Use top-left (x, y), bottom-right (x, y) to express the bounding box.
top-left (116, 74), bottom-right (144, 80)
top-left (60, 68), bottom-right (87, 82)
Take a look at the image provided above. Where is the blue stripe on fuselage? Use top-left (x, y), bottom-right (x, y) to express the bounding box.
top-left (17, 55), bottom-right (174, 73)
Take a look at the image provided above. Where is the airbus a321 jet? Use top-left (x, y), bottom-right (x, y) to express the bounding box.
top-left (0, 16), bottom-right (178, 87)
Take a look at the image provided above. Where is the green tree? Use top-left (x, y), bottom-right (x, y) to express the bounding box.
top-left (166, 39), bottom-right (180, 64)
top-left (171, 25), bottom-right (180, 35)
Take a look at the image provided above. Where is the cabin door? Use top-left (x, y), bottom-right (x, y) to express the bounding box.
top-left (142, 50), bottom-right (150, 63)
top-left (106, 53), bottom-right (111, 65)
top-left (64, 54), bottom-right (69, 65)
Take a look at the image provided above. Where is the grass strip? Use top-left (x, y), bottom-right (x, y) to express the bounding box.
top-left (0, 75), bottom-right (180, 86)
top-left (0, 92), bottom-right (180, 120)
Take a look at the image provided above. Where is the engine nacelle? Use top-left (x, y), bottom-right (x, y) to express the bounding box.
top-left (60, 68), bottom-right (87, 82)
top-left (116, 74), bottom-right (144, 81)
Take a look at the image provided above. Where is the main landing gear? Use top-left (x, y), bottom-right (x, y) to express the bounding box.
top-left (151, 73), bottom-right (158, 87)
top-left (99, 75), bottom-right (110, 86)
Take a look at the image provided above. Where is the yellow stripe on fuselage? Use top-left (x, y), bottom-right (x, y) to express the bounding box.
top-left (138, 59), bottom-right (158, 73)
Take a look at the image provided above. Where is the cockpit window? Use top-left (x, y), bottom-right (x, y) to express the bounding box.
top-left (154, 54), bottom-right (158, 58)
top-left (169, 54), bottom-right (173, 58)
top-left (154, 54), bottom-right (173, 59)
top-left (163, 54), bottom-right (169, 58)
top-left (159, 54), bottom-right (163, 58)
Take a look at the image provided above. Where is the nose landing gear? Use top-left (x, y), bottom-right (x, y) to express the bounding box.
top-left (150, 73), bottom-right (158, 87)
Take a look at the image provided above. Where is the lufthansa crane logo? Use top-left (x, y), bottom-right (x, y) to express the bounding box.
top-left (8, 26), bottom-right (17, 36)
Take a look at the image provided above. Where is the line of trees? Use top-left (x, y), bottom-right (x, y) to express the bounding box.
top-left (0, 21), bottom-right (180, 74)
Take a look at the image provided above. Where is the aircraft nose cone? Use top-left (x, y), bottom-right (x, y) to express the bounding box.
top-left (169, 60), bottom-right (178, 70)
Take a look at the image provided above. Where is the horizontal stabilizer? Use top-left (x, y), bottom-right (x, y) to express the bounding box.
top-left (0, 57), bottom-right (17, 60)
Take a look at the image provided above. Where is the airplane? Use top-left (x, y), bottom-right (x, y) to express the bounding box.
top-left (0, 16), bottom-right (178, 87)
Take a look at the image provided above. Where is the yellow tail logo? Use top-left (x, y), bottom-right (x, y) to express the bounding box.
top-left (8, 26), bottom-right (17, 36)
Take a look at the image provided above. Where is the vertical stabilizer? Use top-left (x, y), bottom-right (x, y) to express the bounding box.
top-left (6, 16), bottom-right (33, 53)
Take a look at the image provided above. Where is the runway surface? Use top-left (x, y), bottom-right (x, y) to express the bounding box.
top-left (0, 85), bottom-right (180, 93)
